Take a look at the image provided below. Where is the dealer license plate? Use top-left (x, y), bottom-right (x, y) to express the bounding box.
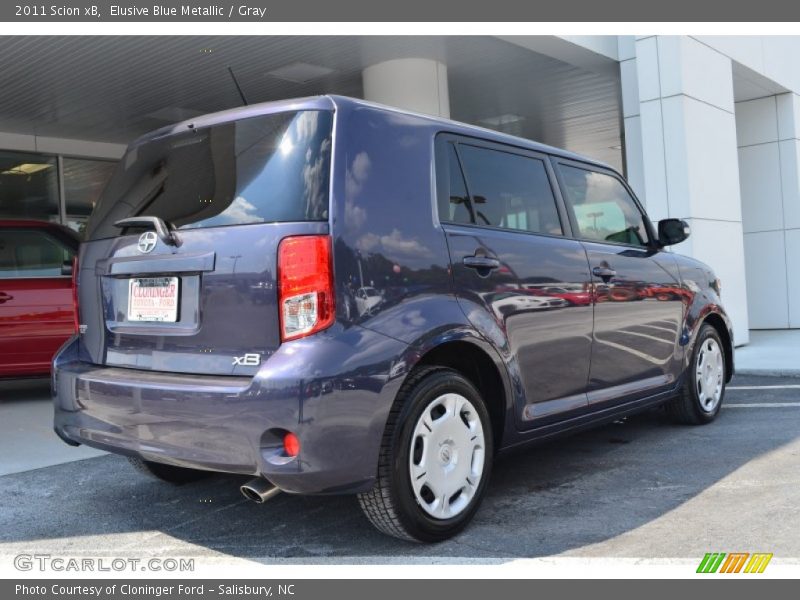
top-left (127, 277), bottom-right (179, 322)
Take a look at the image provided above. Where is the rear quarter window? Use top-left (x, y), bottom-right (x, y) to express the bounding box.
top-left (436, 138), bottom-right (563, 237)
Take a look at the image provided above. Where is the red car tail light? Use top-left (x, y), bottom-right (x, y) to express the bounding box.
top-left (71, 256), bottom-right (80, 334)
top-left (277, 235), bottom-right (334, 342)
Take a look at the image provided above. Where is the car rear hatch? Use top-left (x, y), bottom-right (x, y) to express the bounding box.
top-left (76, 105), bottom-right (334, 376)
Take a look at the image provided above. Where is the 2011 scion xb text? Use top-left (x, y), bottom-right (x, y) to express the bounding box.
top-left (15, 5), bottom-right (98, 16)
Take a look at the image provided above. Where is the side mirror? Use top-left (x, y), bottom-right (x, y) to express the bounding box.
top-left (658, 218), bottom-right (690, 247)
top-left (61, 260), bottom-right (73, 277)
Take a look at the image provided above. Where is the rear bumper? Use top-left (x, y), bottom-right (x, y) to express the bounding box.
top-left (52, 326), bottom-right (408, 494)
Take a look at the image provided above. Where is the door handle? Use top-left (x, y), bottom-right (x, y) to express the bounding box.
top-left (592, 266), bottom-right (617, 280)
top-left (0, 292), bottom-right (13, 304)
top-left (463, 255), bottom-right (500, 271)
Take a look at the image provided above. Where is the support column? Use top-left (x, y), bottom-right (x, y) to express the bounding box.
top-left (621, 35), bottom-right (750, 344)
top-left (779, 94), bottom-right (800, 328)
top-left (362, 58), bottom-right (450, 118)
top-left (736, 93), bottom-right (800, 329)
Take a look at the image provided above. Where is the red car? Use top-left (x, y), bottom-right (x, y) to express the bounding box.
top-left (0, 220), bottom-right (79, 378)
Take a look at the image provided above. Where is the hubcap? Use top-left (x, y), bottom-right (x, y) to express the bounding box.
top-left (695, 338), bottom-right (724, 412)
top-left (409, 393), bottom-right (486, 520)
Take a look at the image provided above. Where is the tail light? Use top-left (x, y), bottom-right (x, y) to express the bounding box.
top-left (277, 235), bottom-right (334, 342)
top-left (71, 256), bottom-right (80, 334)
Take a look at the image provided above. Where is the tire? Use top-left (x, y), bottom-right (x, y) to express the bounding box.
top-left (357, 367), bottom-right (494, 542)
top-left (127, 457), bottom-right (212, 484)
top-left (666, 323), bottom-right (727, 425)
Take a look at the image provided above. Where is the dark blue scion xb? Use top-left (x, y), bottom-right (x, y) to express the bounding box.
top-left (53, 95), bottom-right (733, 542)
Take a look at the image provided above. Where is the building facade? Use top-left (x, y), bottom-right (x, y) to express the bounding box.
top-left (2, 35), bottom-right (799, 344)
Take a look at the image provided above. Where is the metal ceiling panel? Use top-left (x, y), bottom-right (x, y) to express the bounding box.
top-left (0, 36), bottom-right (623, 168)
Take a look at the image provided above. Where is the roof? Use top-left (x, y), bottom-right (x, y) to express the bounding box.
top-left (130, 94), bottom-right (613, 172)
top-left (327, 95), bottom-right (612, 170)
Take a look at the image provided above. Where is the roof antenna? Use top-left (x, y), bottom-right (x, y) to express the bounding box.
top-left (227, 66), bottom-right (249, 106)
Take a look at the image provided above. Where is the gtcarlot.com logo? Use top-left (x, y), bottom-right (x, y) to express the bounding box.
top-left (696, 552), bottom-right (773, 574)
top-left (14, 554), bottom-right (194, 572)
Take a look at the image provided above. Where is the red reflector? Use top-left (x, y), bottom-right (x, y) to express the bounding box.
top-left (278, 235), bottom-right (334, 341)
top-left (71, 256), bottom-right (80, 334)
top-left (283, 432), bottom-right (301, 457)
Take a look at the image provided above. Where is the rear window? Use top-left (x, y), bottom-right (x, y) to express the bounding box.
top-left (86, 110), bottom-right (333, 240)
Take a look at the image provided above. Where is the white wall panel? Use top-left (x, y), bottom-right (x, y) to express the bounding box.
top-left (638, 100), bottom-right (670, 220)
top-left (743, 231), bottom-right (789, 329)
top-left (780, 140), bottom-right (800, 230)
top-left (658, 37), bottom-right (735, 113)
top-left (786, 229), bottom-right (800, 328)
top-left (738, 143), bottom-right (784, 233)
top-left (623, 115), bottom-right (645, 201)
top-left (635, 37), bottom-right (661, 103)
top-left (680, 96), bottom-right (742, 221)
top-left (736, 97), bottom-right (779, 147)
top-left (777, 93), bottom-right (800, 140)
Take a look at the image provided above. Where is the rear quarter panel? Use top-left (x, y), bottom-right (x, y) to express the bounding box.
top-left (329, 102), bottom-right (466, 345)
top-left (328, 102), bottom-right (523, 446)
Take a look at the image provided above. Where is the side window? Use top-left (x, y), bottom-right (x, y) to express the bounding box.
top-left (0, 229), bottom-right (73, 279)
top-left (559, 165), bottom-right (649, 247)
top-left (457, 144), bottom-right (563, 236)
top-left (443, 143), bottom-right (473, 225)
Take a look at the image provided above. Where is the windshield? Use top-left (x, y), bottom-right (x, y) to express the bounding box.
top-left (86, 110), bottom-right (333, 240)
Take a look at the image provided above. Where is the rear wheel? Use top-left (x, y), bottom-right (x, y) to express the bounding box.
top-left (358, 367), bottom-right (493, 542)
top-left (666, 323), bottom-right (727, 424)
top-left (127, 457), bottom-right (212, 484)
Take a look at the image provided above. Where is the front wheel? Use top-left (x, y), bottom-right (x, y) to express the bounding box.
top-left (358, 367), bottom-right (493, 542)
top-left (666, 323), bottom-right (727, 424)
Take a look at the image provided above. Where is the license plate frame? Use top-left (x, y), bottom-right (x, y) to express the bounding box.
top-left (127, 276), bottom-right (180, 323)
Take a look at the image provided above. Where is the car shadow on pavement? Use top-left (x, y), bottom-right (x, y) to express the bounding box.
top-left (0, 378), bottom-right (51, 400)
top-left (1, 379), bottom-right (798, 563)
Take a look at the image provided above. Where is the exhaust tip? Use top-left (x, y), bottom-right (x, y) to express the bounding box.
top-left (240, 484), bottom-right (265, 503)
top-left (240, 477), bottom-right (281, 504)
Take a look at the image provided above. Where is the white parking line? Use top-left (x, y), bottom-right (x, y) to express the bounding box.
top-left (725, 403), bottom-right (800, 408)
top-left (728, 385), bottom-right (800, 390)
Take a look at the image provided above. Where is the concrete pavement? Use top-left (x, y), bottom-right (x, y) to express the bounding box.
top-left (0, 375), bottom-right (797, 564)
top-left (0, 379), bottom-right (105, 476)
top-left (735, 330), bottom-right (800, 376)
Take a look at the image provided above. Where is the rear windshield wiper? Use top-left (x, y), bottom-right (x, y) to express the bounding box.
top-left (114, 216), bottom-right (180, 247)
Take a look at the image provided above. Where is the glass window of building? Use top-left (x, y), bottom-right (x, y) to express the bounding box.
top-left (62, 157), bottom-right (117, 237)
top-left (0, 151), bottom-right (59, 222)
